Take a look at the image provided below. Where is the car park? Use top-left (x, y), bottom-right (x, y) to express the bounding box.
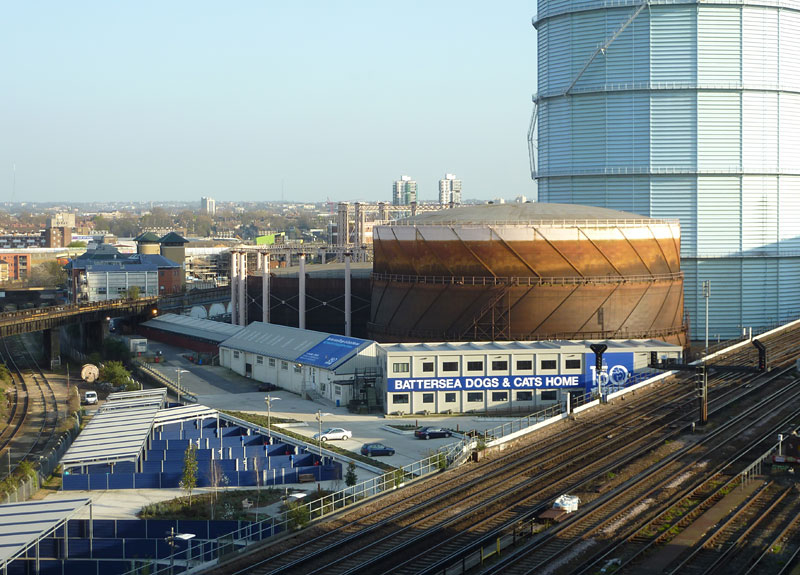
top-left (313, 428), bottom-right (352, 441)
top-left (360, 443), bottom-right (396, 456)
top-left (414, 426), bottom-right (452, 439)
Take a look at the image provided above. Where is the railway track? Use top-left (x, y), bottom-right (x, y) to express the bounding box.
top-left (216, 325), bottom-right (800, 575)
top-left (0, 334), bottom-right (61, 482)
top-left (483, 374), bottom-right (800, 575)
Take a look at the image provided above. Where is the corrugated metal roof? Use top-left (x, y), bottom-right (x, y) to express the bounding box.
top-left (60, 393), bottom-right (165, 469)
top-left (220, 322), bottom-right (372, 370)
top-left (141, 313), bottom-right (244, 343)
top-left (154, 405), bottom-right (218, 428)
top-left (0, 498), bottom-right (91, 565)
top-left (379, 339), bottom-right (681, 354)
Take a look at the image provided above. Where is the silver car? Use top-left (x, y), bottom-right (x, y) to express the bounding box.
top-left (313, 427), bottom-right (352, 441)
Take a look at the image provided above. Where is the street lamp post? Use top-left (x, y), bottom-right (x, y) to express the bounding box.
top-left (175, 369), bottom-right (189, 404)
top-left (703, 280), bottom-right (710, 354)
top-left (264, 395), bottom-right (281, 443)
top-left (166, 527), bottom-right (195, 575)
top-left (315, 410), bottom-right (332, 458)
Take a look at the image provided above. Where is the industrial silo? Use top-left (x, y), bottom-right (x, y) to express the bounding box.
top-left (369, 203), bottom-right (687, 347)
top-left (532, 1), bottom-right (800, 339)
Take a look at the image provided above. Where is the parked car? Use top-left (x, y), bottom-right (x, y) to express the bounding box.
top-left (83, 391), bottom-right (98, 405)
top-left (415, 426), bottom-right (452, 440)
top-left (313, 428), bottom-right (352, 442)
top-left (360, 443), bottom-right (396, 456)
top-left (258, 383), bottom-right (278, 392)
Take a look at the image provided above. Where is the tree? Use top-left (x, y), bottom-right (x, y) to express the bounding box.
top-left (126, 285), bottom-right (141, 300)
top-left (67, 386), bottom-right (81, 415)
top-left (345, 461), bottom-right (358, 488)
top-left (28, 261), bottom-right (67, 288)
top-left (67, 241), bottom-right (87, 248)
top-left (181, 444), bottom-right (198, 506)
top-left (99, 361), bottom-right (131, 386)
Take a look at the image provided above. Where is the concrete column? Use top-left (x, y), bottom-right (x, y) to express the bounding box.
top-left (238, 252), bottom-right (247, 326)
top-left (230, 250), bottom-right (238, 325)
top-left (44, 328), bottom-right (61, 366)
top-left (345, 253), bottom-right (351, 337)
top-left (262, 253), bottom-right (270, 324)
top-left (299, 253), bottom-right (306, 330)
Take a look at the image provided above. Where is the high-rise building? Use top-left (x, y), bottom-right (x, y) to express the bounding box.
top-left (438, 173), bottom-right (462, 206)
top-left (532, 1), bottom-right (800, 339)
top-left (201, 197), bottom-right (216, 216)
top-left (392, 176), bottom-right (417, 206)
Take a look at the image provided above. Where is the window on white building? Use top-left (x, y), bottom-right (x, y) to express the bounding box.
top-left (393, 362), bottom-right (410, 374)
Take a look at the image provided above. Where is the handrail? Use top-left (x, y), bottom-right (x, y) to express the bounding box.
top-left (392, 217), bottom-right (680, 227)
top-left (371, 271), bottom-right (683, 287)
top-left (367, 321), bottom-right (689, 342)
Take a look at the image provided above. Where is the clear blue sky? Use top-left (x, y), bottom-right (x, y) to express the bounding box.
top-left (2, 2), bottom-right (537, 204)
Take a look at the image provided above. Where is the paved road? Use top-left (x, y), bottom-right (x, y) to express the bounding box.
top-left (140, 341), bottom-right (506, 466)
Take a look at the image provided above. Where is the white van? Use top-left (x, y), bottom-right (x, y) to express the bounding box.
top-left (83, 391), bottom-right (98, 405)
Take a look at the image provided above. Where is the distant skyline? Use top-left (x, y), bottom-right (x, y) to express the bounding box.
top-left (1, 2), bottom-right (536, 204)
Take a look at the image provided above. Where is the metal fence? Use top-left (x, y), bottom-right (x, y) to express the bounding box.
top-left (1, 414), bottom-right (80, 504)
top-left (133, 360), bottom-right (197, 403)
top-left (119, 374), bottom-right (670, 574)
top-left (119, 437), bottom-right (470, 574)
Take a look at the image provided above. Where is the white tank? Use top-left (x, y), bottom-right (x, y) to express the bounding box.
top-left (532, 0), bottom-right (800, 338)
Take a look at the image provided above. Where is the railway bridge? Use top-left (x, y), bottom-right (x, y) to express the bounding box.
top-left (0, 286), bottom-right (230, 361)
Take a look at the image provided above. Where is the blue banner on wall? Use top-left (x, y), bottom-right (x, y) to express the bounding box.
top-left (387, 352), bottom-right (637, 393)
top-left (583, 352), bottom-right (635, 395)
top-left (295, 335), bottom-right (366, 369)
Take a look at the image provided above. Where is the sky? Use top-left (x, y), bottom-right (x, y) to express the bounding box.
top-left (1, 2), bottom-right (537, 204)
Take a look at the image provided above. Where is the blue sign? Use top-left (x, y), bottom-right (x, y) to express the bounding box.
top-left (583, 352), bottom-right (635, 395)
top-left (295, 335), bottom-right (366, 369)
top-left (387, 352), bottom-right (637, 393)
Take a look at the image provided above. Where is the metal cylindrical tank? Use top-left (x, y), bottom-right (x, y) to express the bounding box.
top-left (533, 1), bottom-right (800, 339)
top-left (369, 204), bottom-right (687, 347)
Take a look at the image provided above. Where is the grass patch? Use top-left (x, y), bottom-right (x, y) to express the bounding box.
top-left (138, 488), bottom-right (284, 521)
top-left (223, 411), bottom-right (395, 472)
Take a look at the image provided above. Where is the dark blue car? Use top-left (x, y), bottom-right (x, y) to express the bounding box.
top-left (360, 443), bottom-right (396, 456)
top-left (415, 427), bottom-right (452, 440)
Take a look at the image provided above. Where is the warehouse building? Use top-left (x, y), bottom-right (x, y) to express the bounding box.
top-left (219, 322), bottom-right (382, 407)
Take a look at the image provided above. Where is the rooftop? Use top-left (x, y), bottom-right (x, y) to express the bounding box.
top-left (220, 322), bottom-right (373, 370)
top-left (141, 313), bottom-right (244, 343)
top-left (0, 498), bottom-right (91, 568)
top-left (60, 390), bottom-right (167, 470)
top-left (379, 339), bottom-right (681, 354)
top-left (396, 203), bottom-right (674, 226)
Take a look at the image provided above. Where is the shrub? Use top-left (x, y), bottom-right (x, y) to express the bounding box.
top-left (287, 501), bottom-right (310, 530)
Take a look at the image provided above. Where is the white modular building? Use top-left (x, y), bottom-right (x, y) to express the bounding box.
top-left (219, 322), bottom-right (382, 407)
top-left (381, 340), bottom-right (682, 415)
top-left (532, 0), bottom-right (800, 339)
